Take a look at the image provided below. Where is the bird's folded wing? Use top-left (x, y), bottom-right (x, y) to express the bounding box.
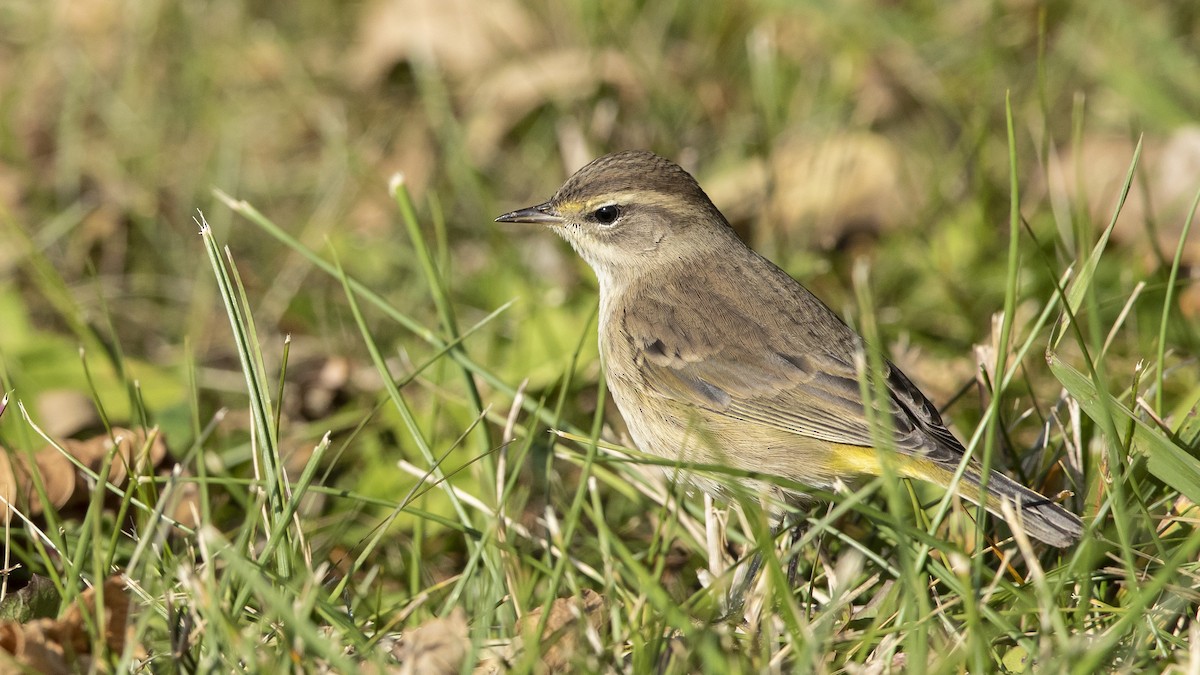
top-left (638, 340), bottom-right (966, 465)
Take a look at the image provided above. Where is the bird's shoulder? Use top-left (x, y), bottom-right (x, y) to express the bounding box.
top-left (605, 250), bottom-right (857, 364)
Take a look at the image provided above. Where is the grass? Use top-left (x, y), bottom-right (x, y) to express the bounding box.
top-left (1, 0), bottom-right (1199, 672)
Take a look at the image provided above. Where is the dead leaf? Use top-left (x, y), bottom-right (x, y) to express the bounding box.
top-left (27, 449), bottom-right (76, 517)
top-left (0, 575), bottom-right (60, 624)
top-left (35, 390), bottom-right (99, 438)
top-left (391, 607), bottom-right (470, 675)
top-left (517, 590), bottom-right (607, 673)
top-left (299, 356), bottom-right (352, 421)
top-left (1, 445), bottom-right (77, 518)
top-left (167, 479), bottom-right (202, 531)
top-left (766, 131), bottom-right (916, 249)
top-left (0, 453), bottom-right (16, 524)
top-left (58, 578), bottom-right (131, 657)
top-left (0, 620), bottom-right (73, 675)
top-left (62, 426), bottom-right (167, 492)
top-left (0, 426), bottom-right (185, 520)
top-left (1045, 127), bottom-right (1200, 266)
top-left (701, 157), bottom-right (770, 238)
top-left (1179, 274), bottom-right (1200, 320)
top-left (0, 576), bottom-right (133, 674)
top-left (463, 49), bottom-right (645, 166)
top-left (346, 0), bottom-right (539, 88)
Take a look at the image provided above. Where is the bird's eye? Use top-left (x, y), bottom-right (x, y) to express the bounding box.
top-left (593, 204), bottom-right (620, 225)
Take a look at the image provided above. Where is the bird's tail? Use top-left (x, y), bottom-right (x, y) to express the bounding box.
top-left (939, 465), bottom-right (1083, 548)
top-left (829, 443), bottom-right (1084, 547)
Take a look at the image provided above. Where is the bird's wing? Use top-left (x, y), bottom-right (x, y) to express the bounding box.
top-left (624, 302), bottom-right (966, 466)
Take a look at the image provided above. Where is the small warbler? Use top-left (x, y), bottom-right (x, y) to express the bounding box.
top-left (497, 150), bottom-right (1083, 547)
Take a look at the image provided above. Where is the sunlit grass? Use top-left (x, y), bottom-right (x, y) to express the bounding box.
top-left (0, 0), bottom-right (1198, 672)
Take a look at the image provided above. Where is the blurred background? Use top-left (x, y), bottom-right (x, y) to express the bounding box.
top-left (0, 0), bottom-right (1198, 660)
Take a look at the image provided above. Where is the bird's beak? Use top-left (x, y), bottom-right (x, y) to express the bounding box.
top-left (495, 202), bottom-right (563, 225)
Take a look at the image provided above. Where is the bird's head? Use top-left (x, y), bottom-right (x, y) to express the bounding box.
top-left (496, 151), bottom-right (733, 287)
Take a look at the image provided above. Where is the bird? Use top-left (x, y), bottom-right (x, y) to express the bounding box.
top-left (496, 150), bottom-right (1084, 548)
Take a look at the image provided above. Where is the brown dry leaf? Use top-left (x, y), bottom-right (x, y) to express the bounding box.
top-left (766, 131), bottom-right (916, 249)
top-left (299, 356), bottom-right (352, 421)
top-left (1044, 127), bottom-right (1200, 266)
top-left (390, 607), bottom-right (470, 675)
top-left (27, 449), bottom-right (76, 516)
top-left (1179, 275), bottom-right (1200, 320)
top-left (35, 389), bottom-right (100, 438)
top-left (0, 426), bottom-right (172, 519)
top-left (972, 303), bottom-right (1040, 393)
top-left (57, 578), bottom-right (132, 656)
top-left (702, 157), bottom-right (770, 237)
top-left (517, 590), bottom-right (607, 673)
top-left (167, 479), bottom-right (202, 531)
top-left (463, 49), bottom-right (645, 166)
top-left (0, 453), bottom-right (17, 525)
top-left (0, 576), bottom-right (133, 674)
top-left (346, 0), bottom-right (539, 88)
top-left (0, 620), bottom-right (73, 675)
top-left (62, 426), bottom-right (167, 492)
top-left (274, 341), bottom-right (380, 423)
top-left (0, 450), bottom-right (64, 521)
